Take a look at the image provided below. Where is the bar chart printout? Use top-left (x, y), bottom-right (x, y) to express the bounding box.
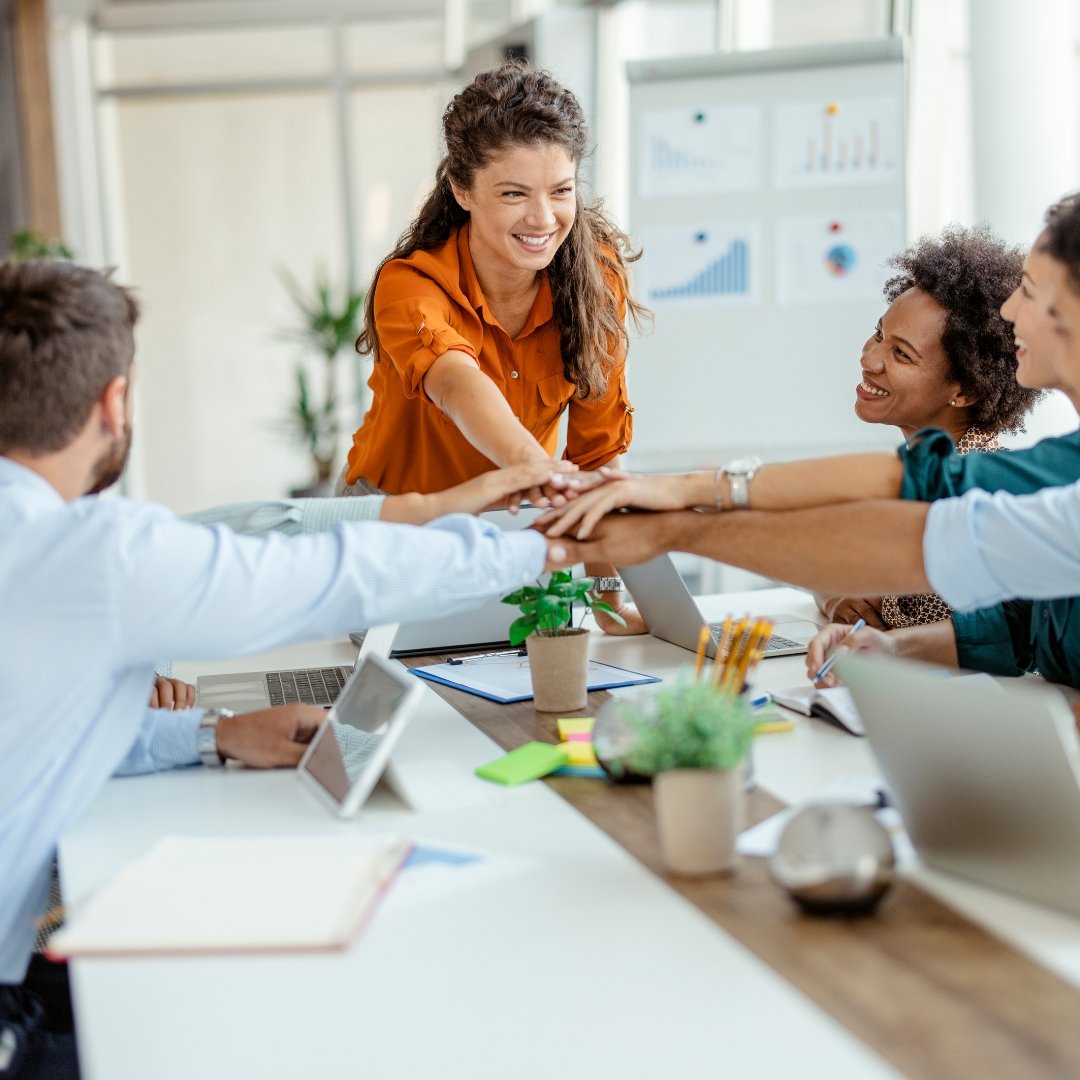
top-left (773, 96), bottom-right (901, 189)
top-left (639, 223), bottom-right (759, 306)
top-left (638, 105), bottom-right (761, 198)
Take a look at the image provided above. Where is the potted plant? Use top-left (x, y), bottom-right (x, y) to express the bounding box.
top-left (614, 678), bottom-right (757, 876)
top-left (277, 270), bottom-right (365, 495)
top-left (8, 230), bottom-right (73, 261)
top-left (502, 570), bottom-right (625, 712)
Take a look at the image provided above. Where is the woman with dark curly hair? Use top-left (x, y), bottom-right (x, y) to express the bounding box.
top-left (539, 194), bottom-right (1080, 689)
top-left (338, 60), bottom-right (649, 632)
top-left (816, 224), bottom-right (1041, 631)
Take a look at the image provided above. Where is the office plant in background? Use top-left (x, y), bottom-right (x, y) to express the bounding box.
top-left (277, 270), bottom-right (365, 495)
top-left (502, 571), bottom-right (625, 712)
top-left (8, 230), bottom-right (73, 261)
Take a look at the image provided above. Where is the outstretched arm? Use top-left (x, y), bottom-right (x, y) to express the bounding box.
top-left (541, 454), bottom-right (905, 538)
top-left (550, 501), bottom-right (933, 598)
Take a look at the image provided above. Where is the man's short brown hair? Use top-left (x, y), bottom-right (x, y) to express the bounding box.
top-left (0, 260), bottom-right (139, 454)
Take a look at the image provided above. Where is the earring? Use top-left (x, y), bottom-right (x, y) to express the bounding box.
top-left (949, 400), bottom-right (957, 407)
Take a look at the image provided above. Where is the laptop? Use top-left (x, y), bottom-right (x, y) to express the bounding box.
top-left (351, 506), bottom-right (546, 658)
top-left (620, 554), bottom-right (821, 659)
top-left (297, 651), bottom-right (425, 818)
top-left (838, 653), bottom-right (1080, 917)
top-left (196, 623), bottom-right (400, 713)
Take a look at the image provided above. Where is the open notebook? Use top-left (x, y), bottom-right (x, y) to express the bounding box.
top-left (47, 834), bottom-right (411, 958)
top-left (771, 685), bottom-right (864, 736)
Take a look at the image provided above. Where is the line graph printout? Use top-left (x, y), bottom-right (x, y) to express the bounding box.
top-left (776, 210), bottom-right (902, 305)
top-left (638, 104), bottom-right (762, 198)
top-left (773, 96), bottom-right (901, 189)
top-left (638, 222), bottom-right (760, 306)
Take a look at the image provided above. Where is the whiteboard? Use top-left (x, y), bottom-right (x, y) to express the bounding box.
top-left (626, 39), bottom-right (907, 469)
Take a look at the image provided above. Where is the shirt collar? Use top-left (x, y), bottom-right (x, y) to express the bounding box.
top-left (456, 225), bottom-right (555, 337)
top-left (0, 456), bottom-right (65, 505)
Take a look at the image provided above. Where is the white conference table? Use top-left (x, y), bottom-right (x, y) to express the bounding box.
top-left (57, 588), bottom-right (1080, 1079)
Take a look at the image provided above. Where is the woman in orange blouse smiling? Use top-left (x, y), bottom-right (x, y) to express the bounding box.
top-left (340, 61), bottom-right (650, 631)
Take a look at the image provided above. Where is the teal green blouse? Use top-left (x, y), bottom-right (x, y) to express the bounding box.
top-left (899, 427), bottom-right (1080, 686)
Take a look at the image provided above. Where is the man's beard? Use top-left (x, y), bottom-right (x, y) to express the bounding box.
top-left (88, 427), bottom-right (133, 495)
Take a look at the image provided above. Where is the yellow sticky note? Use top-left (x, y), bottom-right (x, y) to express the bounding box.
top-left (562, 742), bottom-right (599, 767)
top-left (557, 718), bottom-right (595, 741)
top-left (754, 718), bottom-right (795, 735)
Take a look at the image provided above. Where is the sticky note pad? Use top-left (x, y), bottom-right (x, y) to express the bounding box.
top-left (551, 765), bottom-right (607, 779)
top-left (754, 718), bottom-right (795, 735)
top-left (561, 741), bottom-right (598, 767)
top-left (557, 718), bottom-right (595, 741)
top-left (475, 743), bottom-right (568, 786)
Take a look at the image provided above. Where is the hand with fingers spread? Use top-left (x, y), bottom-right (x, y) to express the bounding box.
top-left (149, 676), bottom-right (196, 710)
top-left (214, 705), bottom-right (327, 769)
top-left (804, 623), bottom-right (896, 688)
top-left (538, 473), bottom-right (711, 539)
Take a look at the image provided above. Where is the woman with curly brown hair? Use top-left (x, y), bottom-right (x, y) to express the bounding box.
top-left (338, 60), bottom-right (649, 631)
top-left (816, 224), bottom-right (1041, 631)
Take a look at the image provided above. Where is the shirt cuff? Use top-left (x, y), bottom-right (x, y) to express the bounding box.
top-left (924, 494), bottom-right (1001, 611)
top-left (302, 495), bottom-right (386, 531)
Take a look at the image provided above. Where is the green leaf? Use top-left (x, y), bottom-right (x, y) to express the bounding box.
top-left (508, 615), bottom-right (538, 646)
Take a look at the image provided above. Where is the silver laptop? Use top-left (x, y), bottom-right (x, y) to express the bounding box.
top-left (351, 506), bottom-right (546, 657)
top-left (297, 652), bottom-right (424, 818)
top-left (196, 623), bottom-right (399, 713)
top-left (839, 654), bottom-right (1080, 917)
top-left (620, 554), bottom-right (820, 659)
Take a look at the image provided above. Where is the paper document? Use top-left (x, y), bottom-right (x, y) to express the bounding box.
top-left (48, 833), bottom-right (411, 958)
top-left (412, 655), bottom-right (660, 704)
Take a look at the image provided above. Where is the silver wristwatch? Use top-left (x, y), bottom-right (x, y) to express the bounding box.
top-left (721, 457), bottom-right (762, 510)
top-left (591, 575), bottom-right (623, 593)
top-left (197, 708), bottom-right (234, 767)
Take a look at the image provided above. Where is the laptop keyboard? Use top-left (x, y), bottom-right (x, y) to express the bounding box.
top-left (708, 623), bottom-right (804, 654)
top-left (265, 667), bottom-right (350, 707)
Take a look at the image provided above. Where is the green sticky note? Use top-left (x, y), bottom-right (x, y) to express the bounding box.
top-left (474, 742), bottom-right (569, 786)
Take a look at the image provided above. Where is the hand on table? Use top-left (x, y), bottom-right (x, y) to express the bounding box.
top-left (215, 705), bottom-right (326, 768)
top-left (816, 595), bottom-right (887, 630)
top-left (592, 601), bottom-right (647, 636)
top-left (805, 623), bottom-right (896, 688)
top-left (150, 676), bottom-right (196, 710)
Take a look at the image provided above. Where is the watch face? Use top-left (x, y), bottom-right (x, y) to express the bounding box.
top-left (726, 456), bottom-right (760, 475)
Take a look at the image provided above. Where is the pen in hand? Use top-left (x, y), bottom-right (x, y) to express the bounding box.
top-left (812, 617), bottom-right (866, 683)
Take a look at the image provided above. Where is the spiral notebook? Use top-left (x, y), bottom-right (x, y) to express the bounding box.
top-left (412, 655), bottom-right (660, 704)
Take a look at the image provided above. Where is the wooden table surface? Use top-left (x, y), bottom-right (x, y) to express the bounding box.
top-left (403, 662), bottom-right (1080, 1080)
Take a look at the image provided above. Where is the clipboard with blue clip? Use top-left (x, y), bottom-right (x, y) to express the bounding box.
top-left (411, 653), bottom-right (660, 704)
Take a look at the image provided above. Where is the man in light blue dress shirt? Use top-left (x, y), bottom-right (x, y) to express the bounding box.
top-left (0, 260), bottom-right (565, 1077)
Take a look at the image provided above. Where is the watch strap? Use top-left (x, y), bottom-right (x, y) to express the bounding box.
top-left (197, 708), bottom-right (233, 767)
top-left (591, 576), bottom-right (623, 593)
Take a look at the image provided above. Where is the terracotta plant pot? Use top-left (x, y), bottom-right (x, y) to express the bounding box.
top-left (525, 628), bottom-right (590, 712)
top-left (653, 766), bottom-right (746, 876)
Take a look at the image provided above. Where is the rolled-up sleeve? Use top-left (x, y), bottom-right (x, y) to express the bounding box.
top-left (374, 269), bottom-right (479, 399)
top-left (565, 367), bottom-right (634, 471)
top-left (926, 484), bottom-right (1080, 610)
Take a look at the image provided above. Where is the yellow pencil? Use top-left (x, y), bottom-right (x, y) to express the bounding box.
top-left (743, 621), bottom-right (775, 688)
top-left (693, 624), bottom-right (711, 681)
top-left (719, 616), bottom-right (749, 690)
top-left (726, 618), bottom-right (766, 693)
top-left (709, 615), bottom-right (733, 684)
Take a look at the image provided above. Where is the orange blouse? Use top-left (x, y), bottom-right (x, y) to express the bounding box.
top-left (344, 225), bottom-right (634, 495)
